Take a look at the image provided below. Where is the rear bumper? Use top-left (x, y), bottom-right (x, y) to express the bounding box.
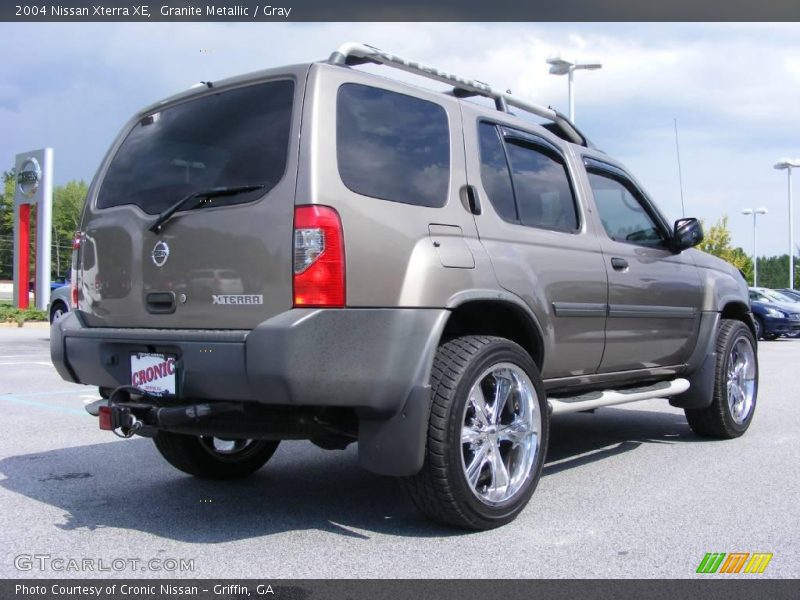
top-left (52, 308), bottom-right (447, 416)
top-left (52, 308), bottom-right (449, 476)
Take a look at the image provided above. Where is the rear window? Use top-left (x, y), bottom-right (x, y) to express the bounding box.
top-left (336, 83), bottom-right (450, 208)
top-left (97, 79), bottom-right (294, 214)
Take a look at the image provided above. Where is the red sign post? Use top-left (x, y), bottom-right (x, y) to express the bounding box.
top-left (13, 148), bottom-right (53, 310)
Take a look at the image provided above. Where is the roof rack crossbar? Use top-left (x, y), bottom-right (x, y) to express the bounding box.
top-left (328, 42), bottom-right (584, 145)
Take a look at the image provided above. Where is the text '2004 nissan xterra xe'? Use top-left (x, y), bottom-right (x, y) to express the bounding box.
top-left (52, 43), bottom-right (759, 530)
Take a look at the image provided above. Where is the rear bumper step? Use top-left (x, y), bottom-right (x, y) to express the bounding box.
top-left (548, 378), bottom-right (690, 415)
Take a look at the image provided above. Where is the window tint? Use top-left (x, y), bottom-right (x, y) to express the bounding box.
top-left (337, 84), bottom-right (450, 208)
top-left (587, 172), bottom-right (666, 246)
top-left (478, 122), bottom-right (517, 221)
top-left (82, 237), bottom-right (96, 270)
top-left (505, 141), bottom-right (579, 231)
top-left (97, 80), bottom-right (295, 214)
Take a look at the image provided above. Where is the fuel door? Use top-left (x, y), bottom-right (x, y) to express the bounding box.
top-left (428, 224), bottom-right (475, 269)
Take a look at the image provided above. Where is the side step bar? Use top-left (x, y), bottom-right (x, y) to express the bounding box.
top-left (547, 378), bottom-right (690, 415)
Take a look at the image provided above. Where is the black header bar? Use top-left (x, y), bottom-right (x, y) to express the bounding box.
top-left (3, 0), bottom-right (800, 22)
top-left (3, 579), bottom-right (800, 600)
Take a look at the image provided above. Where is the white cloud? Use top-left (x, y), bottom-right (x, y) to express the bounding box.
top-left (2, 22), bottom-right (800, 256)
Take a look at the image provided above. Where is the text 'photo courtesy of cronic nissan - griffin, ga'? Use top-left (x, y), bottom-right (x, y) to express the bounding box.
top-left (50, 42), bottom-right (758, 531)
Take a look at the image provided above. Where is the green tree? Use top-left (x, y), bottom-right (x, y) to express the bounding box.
top-left (0, 170), bottom-right (15, 280)
top-left (698, 216), bottom-right (753, 283)
top-left (755, 255), bottom-right (800, 290)
top-left (52, 180), bottom-right (88, 279)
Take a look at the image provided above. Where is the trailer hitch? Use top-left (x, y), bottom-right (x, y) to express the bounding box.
top-left (88, 386), bottom-right (241, 438)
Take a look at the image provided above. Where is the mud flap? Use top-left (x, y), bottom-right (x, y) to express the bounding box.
top-left (669, 350), bottom-right (717, 409)
top-left (358, 385), bottom-right (431, 476)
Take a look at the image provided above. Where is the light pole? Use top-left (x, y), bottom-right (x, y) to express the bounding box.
top-left (546, 56), bottom-right (602, 122)
top-left (742, 208), bottom-right (768, 287)
top-left (774, 158), bottom-right (800, 289)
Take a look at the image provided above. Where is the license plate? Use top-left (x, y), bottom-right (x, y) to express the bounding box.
top-left (130, 352), bottom-right (177, 396)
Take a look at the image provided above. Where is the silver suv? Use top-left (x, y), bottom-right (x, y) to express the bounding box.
top-left (51, 43), bottom-right (758, 530)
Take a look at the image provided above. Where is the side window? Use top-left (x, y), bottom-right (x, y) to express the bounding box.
top-left (587, 171), bottom-right (666, 246)
top-left (82, 237), bottom-right (96, 270)
top-left (478, 122), bottom-right (517, 221)
top-left (504, 141), bottom-right (579, 232)
top-left (336, 83), bottom-right (450, 208)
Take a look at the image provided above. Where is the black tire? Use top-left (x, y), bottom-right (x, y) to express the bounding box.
top-left (153, 432), bottom-right (279, 479)
top-left (685, 319), bottom-right (758, 439)
top-left (763, 333), bottom-right (780, 341)
top-left (401, 336), bottom-right (549, 530)
top-left (753, 317), bottom-right (763, 340)
top-left (49, 301), bottom-right (68, 324)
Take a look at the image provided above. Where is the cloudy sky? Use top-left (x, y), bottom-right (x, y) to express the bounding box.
top-left (2, 22), bottom-right (799, 256)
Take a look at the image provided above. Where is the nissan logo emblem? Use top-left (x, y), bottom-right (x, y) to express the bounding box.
top-left (17, 157), bottom-right (42, 199)
top-left (152, 240), bottom-right (170, 267)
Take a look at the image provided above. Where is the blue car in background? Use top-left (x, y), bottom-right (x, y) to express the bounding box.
top-left (778, 288), bottom-right (800, 303)
top-left (749, 287), bottom-right (800, 340)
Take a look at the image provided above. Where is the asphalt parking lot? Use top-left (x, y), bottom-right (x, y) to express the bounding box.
top-left (0, 326), bottom-right (797, 579)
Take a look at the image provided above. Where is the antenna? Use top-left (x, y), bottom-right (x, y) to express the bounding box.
top-left (674, 118), bottom-right (686, 218)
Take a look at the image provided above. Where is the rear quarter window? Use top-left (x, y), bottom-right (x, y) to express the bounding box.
top-left (336, 83), bottom-right (450, 208)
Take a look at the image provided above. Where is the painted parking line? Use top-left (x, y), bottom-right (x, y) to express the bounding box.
top-left (0, 361), bottom-right (54, 366)
top-left (4, 389), bottom-right (91, 398)
top-left (0, 394), bottom-right (88, 416)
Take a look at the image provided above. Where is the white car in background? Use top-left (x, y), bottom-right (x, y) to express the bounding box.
top-left (48, 284), bottom-right (71, 323)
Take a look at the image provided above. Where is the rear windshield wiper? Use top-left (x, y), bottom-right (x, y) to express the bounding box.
top-left (149, 184), bottom-right (265, 233)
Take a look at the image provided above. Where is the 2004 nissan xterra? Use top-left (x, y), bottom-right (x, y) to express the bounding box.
top-left (51, 43), bottom-right (758, 530)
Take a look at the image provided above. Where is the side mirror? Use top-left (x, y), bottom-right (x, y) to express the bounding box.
top-left (673, 217), bottom-right (703, 252)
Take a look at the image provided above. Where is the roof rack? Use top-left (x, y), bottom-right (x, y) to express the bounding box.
top-left (328, 42), bottom-right (587, 146)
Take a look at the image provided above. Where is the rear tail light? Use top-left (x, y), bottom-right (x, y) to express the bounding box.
top-left (98, 405), bottom-right (113, 430)
top-left (293, 205), bottom-right (345, 307)
top-left (71, 232), bottom-right (81, 308)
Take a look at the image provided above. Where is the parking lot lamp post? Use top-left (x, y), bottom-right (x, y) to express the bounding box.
top-left (742, 208), bottom-right (768, 287)
top-left (546, 57), bottom-right (603, 122)
top-left (774, 158), bottom-right (800, 289)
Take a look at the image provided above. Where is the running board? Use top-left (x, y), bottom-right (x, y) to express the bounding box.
top-left (547, 378), bottom-right (690, 415)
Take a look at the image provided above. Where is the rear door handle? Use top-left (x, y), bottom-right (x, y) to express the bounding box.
top-left (611, 257), bottom-right (629, 271)
top-left (461, 185), bottom-right (482, 215)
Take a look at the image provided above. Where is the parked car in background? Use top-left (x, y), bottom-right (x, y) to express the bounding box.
top-left (778, 288), bottom-right (800, 302)
top-left (773, 288), bottom-right (800, 337)
top-left (749, 288), bottom-right (800, 339)
top-left (48, 284), bottom-right (71, 323)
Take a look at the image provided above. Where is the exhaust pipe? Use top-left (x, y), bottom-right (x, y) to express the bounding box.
top-left (153, 403), bottom-right (239, 427)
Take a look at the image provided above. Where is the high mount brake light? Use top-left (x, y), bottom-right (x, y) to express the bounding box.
top-left (293, 206), bottom-right (345, 308)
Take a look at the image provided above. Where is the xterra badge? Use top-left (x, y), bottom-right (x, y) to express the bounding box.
top-left (212, 295), bottom-right (263, 305)
top-left (151, 240), bottom-right (170, 267)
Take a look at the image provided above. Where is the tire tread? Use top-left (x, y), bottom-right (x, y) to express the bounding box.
top-left (685, 319), bottom-right (757, 439)
top-left (401, 336), bottom-right (544, 530)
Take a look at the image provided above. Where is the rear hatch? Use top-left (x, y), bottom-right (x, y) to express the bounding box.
top-left (77, 67), bottom-right (308, 329)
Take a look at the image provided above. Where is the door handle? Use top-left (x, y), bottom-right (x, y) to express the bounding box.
top-left (461, 185), bottom-right (482, 215)
top-left (611, 257), bottom-right (629, 271)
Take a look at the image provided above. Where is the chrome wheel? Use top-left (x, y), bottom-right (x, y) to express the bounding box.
top-left (726, 338), bottom-right (756, 424)
top-left (461, 362), bottom-right (541, 506)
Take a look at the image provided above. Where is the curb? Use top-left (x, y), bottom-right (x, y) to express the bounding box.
top-left (0, 321), bottom-right (51, 329)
